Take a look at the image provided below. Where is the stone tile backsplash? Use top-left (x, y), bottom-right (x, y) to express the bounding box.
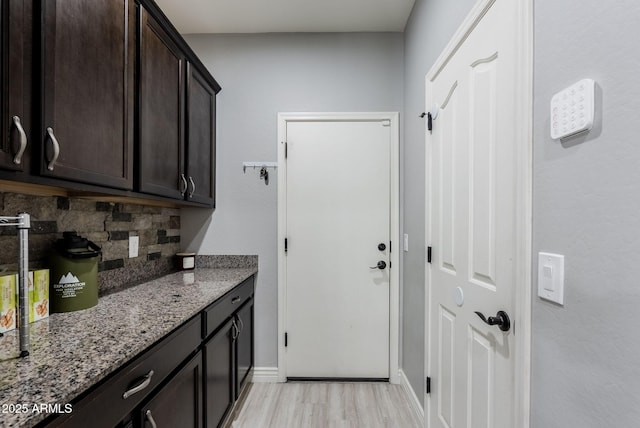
top-left (0, 192), bottom-right (180, 294)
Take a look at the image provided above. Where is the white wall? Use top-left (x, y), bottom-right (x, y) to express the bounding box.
top-left (532, 1), bottom-right (640, 426)
top-left (181, 33), bottom-right (403, 367)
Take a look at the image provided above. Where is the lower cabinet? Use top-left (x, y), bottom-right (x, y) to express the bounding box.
top-left (235, 300), bottom-right (254, 399)
top-left (139, 352), bottom-right (203, 428)
top-left (39, 275), bottom-right (255, 428)
top-left (202, 276), bottom-right (255, 427)
top-left (41, 317), bottom-right (201, 428)
top-left (204, 298), bottom-right (255, 428)
top-left (204, 319), bottom-right (234, 428)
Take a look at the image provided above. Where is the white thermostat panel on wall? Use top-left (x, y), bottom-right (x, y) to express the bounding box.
top-left (550, 78), bottom-right (595, 139)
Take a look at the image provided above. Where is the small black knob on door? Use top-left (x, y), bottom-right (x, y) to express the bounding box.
top-left (370, 261), bottom-right (387, 270)
top-left (378, 243), bottom-right (386, 251)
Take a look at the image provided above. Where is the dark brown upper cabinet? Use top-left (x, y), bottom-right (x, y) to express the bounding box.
top-left (138, 6), bottom-right (186, 200)
top-left (0, 0), bottom-right (219, 207)
top-left (0, 0), bottom-right (31, 172)
top-left (38, 0), bottom-right (135, 189)
top-left (138, 3), bottom-right (219, 207)
top-left (186, 63), bottom-right (216, 206)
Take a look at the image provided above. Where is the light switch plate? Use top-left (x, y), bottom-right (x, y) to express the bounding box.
top-left (403, 234), bottom-right (409, 252)
top-left (550, 78), bottom-right (595, 139)
top-left (538, 252), bottom-right (564, 304)
top-left (129, 236), bottom-right (139, 258)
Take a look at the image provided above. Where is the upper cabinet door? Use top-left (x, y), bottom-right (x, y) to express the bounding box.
top-left (40, 0), bottom-right (135, 189)
top-left (186, 63), bottom-right (216, 206)
top-left (0, 0), bottom-right (31, 172)
top-left (138, 7), bottom-right (185, 200)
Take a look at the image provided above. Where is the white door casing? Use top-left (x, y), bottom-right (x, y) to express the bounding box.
top-left (277, 113), bottom-right (400, 382)
top-left (425, 0), bottom-right (532, 427)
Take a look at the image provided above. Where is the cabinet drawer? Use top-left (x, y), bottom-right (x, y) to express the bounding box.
top-left (203, 276), bottom-right (254, 339)
top-left (47, 316), bottom-right (201, 428)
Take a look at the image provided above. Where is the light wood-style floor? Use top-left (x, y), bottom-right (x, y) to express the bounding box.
top-left (230, 382), bottom-right (422, 428)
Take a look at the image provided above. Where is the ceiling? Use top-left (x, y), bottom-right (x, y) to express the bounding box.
top-left (154, 0), bottom-right (416, 34)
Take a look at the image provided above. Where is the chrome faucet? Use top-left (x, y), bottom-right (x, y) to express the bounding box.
top-left (0, 212), bottom-right (30, 357)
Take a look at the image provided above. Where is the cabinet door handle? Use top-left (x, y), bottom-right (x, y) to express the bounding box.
top-left (231, 319), bottom-right (239, 340)
top-left (231, 296), bottom-right (241, 305)
top-left (145, 409), bottom-right (158, 428)
top-left (45, 127), bottom-right (60, 171)
top-left (12, 116), bottom-right (27, 165)
top-left (237, 316), bottom-right (244, 333)
top-left (122, 370), bottom-right (154, 399)
top-left (180, 174), bottom-right (188, 196)
top-left (188, 176), bottom-right (196, 198)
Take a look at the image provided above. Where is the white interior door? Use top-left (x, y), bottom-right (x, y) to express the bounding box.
top-left (284, 117), bottom-right (391, 379)
top-left (426, 0), bottom-right (522, 427)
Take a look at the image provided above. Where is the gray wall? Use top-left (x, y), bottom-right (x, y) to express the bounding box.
top-left (404, 0), bottom-right (640, 422)
top-left (181, 33), bottom-right (404, 367)
top-left (402, 0), bottom-right (476, 404)
top-left (532, 0), bottom-right (640, 426)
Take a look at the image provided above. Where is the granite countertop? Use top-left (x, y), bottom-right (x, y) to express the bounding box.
top-left (0, 261), bottom-right (257, 427)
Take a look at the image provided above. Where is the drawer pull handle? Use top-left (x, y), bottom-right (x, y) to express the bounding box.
top-left (145, 409), bottom-right (158, 428)
top-left (122, 370), bottom-right (154, 399)
top-left (231, 296), bottom-right (241, 304)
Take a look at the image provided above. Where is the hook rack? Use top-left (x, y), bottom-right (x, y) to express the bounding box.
top-left (243, 162), bottom-right (278, 185)
top-left (242, 162), bottom-right (278, 173)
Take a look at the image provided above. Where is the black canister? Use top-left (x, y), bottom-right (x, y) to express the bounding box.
top-left (49, 232), bottom-right (101, 313)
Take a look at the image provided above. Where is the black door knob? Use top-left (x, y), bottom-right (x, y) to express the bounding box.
top-left (474, 310), bottom-right (511, 332)
top-left (378, 243), bottom-right (386, 251)
top-left (370, 261), bottom-right (387, 270)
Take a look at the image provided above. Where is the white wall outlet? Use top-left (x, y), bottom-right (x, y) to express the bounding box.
top-left (550, 78), bottom-right (595, 140)
top-left (129, 236), bottom-right (139, 258)
top-left (537, 252), bottom-right (565, 305)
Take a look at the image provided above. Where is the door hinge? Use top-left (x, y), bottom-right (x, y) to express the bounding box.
top-left (389, 241), bottom-right (392, 253)
top-left (427, 246), bottom-right (432, 263)
top-left (427, 112), bottom-right (433, 132)
top-left (284, 142), bottom-right (288, 159)
top-left (426, 377), bottom-right (431, 394)
top-left (285, 332), bottom-right (288, 347)
top-left (284, 238), bottom-right (288, 253)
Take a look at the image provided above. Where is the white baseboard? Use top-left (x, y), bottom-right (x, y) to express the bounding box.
top-left (399, 369), bottom-right (425, 425)
top-left (251, 367), bottom-right (281, 383)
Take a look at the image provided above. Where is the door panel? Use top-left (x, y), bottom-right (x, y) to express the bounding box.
top-left (204, 319), bottom-right (233, 428)
top-left (236, 300), bottom-right (253, 396)
top-left (427, 1), bottom-right (519, 427)
top-left (468, 327), bottom-right (493, 428)
top-left (139, 7), bottom-right (184, 199)
top-left (141, 352), bottom-right (203, 428)
top-left (470, 57), bottom-right (498, 289)
top-left (40, 0), bottom-right (134, 188)
top-left (0, 0), bottom-right (30, 172)
top-left (186, 63), bottom-right (216, 205)
top-left (439, 83), bottom-right (459, 274)
top-left (437, 306), bottom-right (455, 428)
top-left (285, 119), bottom-right (391, 379)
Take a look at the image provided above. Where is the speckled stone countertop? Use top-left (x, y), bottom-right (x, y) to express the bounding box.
top-left (0, 265), bottom-right (257, 428)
